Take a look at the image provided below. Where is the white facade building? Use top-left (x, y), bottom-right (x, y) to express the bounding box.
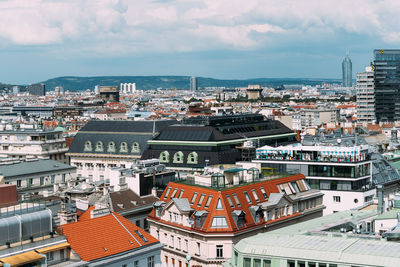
top-left (120, 83), bottom-right (136, 94)
top-left (357, 66), bottom-right (376, 124)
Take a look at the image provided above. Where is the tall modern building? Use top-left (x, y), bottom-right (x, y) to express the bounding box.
top-left (373, 49), bottom-right (400, 122)
top-left (342, 53), bottom-right (352, 87)
top-left (356, 66), bottom-right (375, 124)
top-left (190, 76), bottom-right (198, 91)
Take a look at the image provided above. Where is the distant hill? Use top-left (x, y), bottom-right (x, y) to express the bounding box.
top-left (41, 76), bottom-right (341, 91)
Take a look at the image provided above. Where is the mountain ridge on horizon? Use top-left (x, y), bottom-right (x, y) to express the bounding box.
top-left (38, 75), bottom-right (341, 91)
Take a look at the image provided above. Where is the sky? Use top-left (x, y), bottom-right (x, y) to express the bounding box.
top-left (1, 0), bottom-right (400, 84)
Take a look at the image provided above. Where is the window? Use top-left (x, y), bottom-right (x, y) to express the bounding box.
top-left (244, 258), bottom-right (251, 267)
top-left (178, 189), bottom-right (184, 198)
top-left (170, 235), bottom-right (174, 247)
top-left (196, 242), bottom-right (200, 255)
top-left (62, 174), bottom-right (66, 183)
top-left (254, 259), bottom-right (261, 267)
top-left (171, 188), bottom-right (178, 198)
top-left (252, 189), bottom-right (260, 202)
top-left (135, 230), bottom-right (148, 242)
top-left (17, 180), bottom-right (21, 188)
top-left (95, 141), bottom-right (103, 151)
top-left (184, 239), bottom-right (188, 252)
top-left (60, 250), bottom-right (64, 260)
top-left (190, 192), bottom-right (199, 204)
top-left (197, 194), bottom-right (206, 207)
top-left (333, 196), bottom-right (341, 203)
top-left (147, 256), bottom-right (154, 267)
top-left (205, 195), bottom-right (213, 208)
top-left (187, 152), bottom-right (198, 164)
top-left (226, 195), bottom-right (235, 208)
top-left (216, 198), bottom-right (223, 209)
top-left (232, 193), bottom-right (241, 207)
top-left (47, 251), bottom-right (54, 261)
top-left (211, 216), bottom-right (228, 228)
top-left (234, 251), bottom-right (238, 265)
top-left (177, 237), bottom-right (181, 250)
top-left (164, 187), bottom-right (171, 199)
top-left (173, 151), bottom-right (184, 163)
top-left (243, 191), bottom-right (252, 204)
top-left (51, 175), bottom-right (55, 184)
top-left (107, 141), bottom-right (116, 152)
top-left (263, 259), bottom-right (271, 267)
top-left (40, 177), bottom-right (44, 185)
top-left (132, 142), bottom-right (140, 153)
top-left (216, 245), bottom-right (223, 258)
top-left (159, 151), bottom-right (170, 163)
top-left (84, 141), bottom-right (92, 151)
top-left (120, 142), bottom-right (128, 152)
top-left (28, 178), bottom-right (33, 187)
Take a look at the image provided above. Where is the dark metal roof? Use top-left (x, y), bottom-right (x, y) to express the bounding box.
top-left (79, 120), bottom-right (176, 133)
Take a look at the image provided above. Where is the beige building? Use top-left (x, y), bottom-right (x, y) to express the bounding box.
top-left (148, 169), bottom-right (324, 267)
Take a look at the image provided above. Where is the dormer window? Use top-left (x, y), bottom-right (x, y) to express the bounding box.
top-left (193, 211), bottom-right (209, 229)
top-left (153, 201), bottom-right (166, 217)
top-left (108, 142), bottom-right (116, 152)
top-left (211, 216), bottom-right (228, 228)
top-left (160, 151), bottom-right (170, 163)
top-left (120, 142), bottom-right (128, 153)
top-left (187, 152), bottom-right (198, 164)
top-left (132, 142), bottom-right (140, 153)
top-left (231, 210), bottom-right (246, 228)
top-left (84, 141), bottom-right (92, 152)
top-left (260, 187), bottom-right (268, 199)
top-left (173, 151), bottom-right (184, 164)
top-left (95, 141), bottom-right (103, 152)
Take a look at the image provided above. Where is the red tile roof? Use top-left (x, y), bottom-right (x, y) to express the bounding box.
top-left (61, 212), bottom-right (159, 262)
top-left (77, 206), bottom-right (95, 222)
top-left (148, 174), bottom-right (307, 233)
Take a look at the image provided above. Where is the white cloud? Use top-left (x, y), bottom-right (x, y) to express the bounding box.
top-left (0, 0), bottom-right (399, 53)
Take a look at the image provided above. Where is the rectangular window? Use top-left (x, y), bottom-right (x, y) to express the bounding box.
top-left (254, 259), bottom-right (261, 267)
top-left (62, 173), bottom-right (66, 183)
top-left (177, 237), bottom-right (181, 250)
top-left (171, 235), bottom-right (174, 248)
top-left (252, 189), bottom-right (260, 202)
top-left (244, 258), bottom-right (251, 267)
top-left (51, 175), bottom-right (55, 183)
top-left (164, 187), bottom-right (171, 199)
top-left (333, 196), bottom-right (341, 203)
top-left (17, 180), bottom-right (21, 188)
top-left (243, 191), bottom-right (252, 204)
top-left (134, 261), bottom-right (139, 267)
top-left (40, 177), bottom-right (44, 185)
top-left (47, 251), bottom-right (54, 261)
top-left (260, 187), bottom-right (268, 198)
top-left (147, 256), bottom-right (154, 267)
top-left (211, 216), bottom-right (228, 228)
top-left (263, 259), bottom-right (271, 267)
top-left (205, 195), bottom-right (213, 208)
top-left (196, 242), bottom-right (201, 255)
top-left (190, 192), bottom-right (199, 204)
top-left (171, 188), bottom-right (178, 198)
top-left (28, 178), bottom-right (33, 187)
top-left (307, 263), bottom-right (316, 267)
top-left (197, 194), bottom-right (206, 207)
top-left (216, 245), bottom-right (223, 258)
top-left (226, 195), bottom-right (235, 208)
top-left (135, 230), bottom-right (148, 243)
top-left (184, 239), bottom-right (188, 252)
top-left (232, 193), bottom-right (241, 207)
top-left (178, 189), bottom-right (184, 198)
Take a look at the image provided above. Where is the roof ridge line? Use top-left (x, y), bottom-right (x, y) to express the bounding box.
top-left (110, 213), bottom-right (142, 246)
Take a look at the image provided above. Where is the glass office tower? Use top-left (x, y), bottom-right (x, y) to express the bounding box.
top-left (342, 54), bottom-right (352, 87)
top-left (373, 49), bottom-right (400, 122)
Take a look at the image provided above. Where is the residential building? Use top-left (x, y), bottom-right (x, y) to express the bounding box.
top-left (342, 53), bottom-right (352, 87)
top-left (99, 86), bottom-right (120, 102)
top-left (373, 49), bottom-right (400, 122)
top-left (246, 85), bottom-right (263, 100)
top-left (67, 120), bottom-right (176, 182)
top-left (12, 106), bottom-right (54, 118)
top-left (142, 114), bottom-right (297, 170)
top-left (0, 125), bottom-right (69, 164)
top-left (190, 76), bottom-right (198, 91)
top-left (148, 170), bottom-right (324, 267)
top-left (223, 209), bottom-right (400, 267)
top-left (255, 133), bottom-right (400, 215)
top-left (0, 159), bottom-right (76, 196)
top-left (120, 83), bottom-right (136, 94)
top-left (27, 83), bottom-right (46, 96)
top-left (299, 109), bottom-right (339, 130)
top-left (91, 109), bottom-right (127, 120)
top-left (60, 208), bottom-right (162, 266)
top-left (356, 66), bottom-right (376, 123)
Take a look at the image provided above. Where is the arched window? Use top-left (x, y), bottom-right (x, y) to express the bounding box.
top-left (187, 152), bottom-right (198, 164)
top-left (159, 151), bottom-right (170, 163)
top-left (173, 151), bottom-right (184, 164)
top-left (132, 142), bottom-right (140, 153)
top-left (120, 142), bottom-right (128, 153)
top-left (84, 141), bottom-right (92, 152)
top-left (108, 142), bottom-right (116, 152)
top-left (95, 141), bottom-right (103, 152)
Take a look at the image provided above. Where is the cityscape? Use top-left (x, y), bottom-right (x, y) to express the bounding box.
top-left (1, 1), bottom-right (400, 267)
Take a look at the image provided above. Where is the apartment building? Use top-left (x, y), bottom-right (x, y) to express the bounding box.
top-left (148, 170), bottom-right (324, 267)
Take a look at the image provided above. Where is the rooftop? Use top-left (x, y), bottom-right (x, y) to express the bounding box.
top-left (0, 159), bottom-right (75, 178)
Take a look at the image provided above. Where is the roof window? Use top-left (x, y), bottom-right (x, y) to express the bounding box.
top-left (197, 194), bottom-right (206, 207)
top-left (243, 191), bottom-right (252, 204)
top-left (226, 195), bottom-right (235, 208)
top-left (178, 189), bottom-right (184, 198)
top-left (164, 187), bottom-right (171, 199)
top-left (260, 187), bottom-right (268, 199)
top-left (251, 189), bottom-right (260, 202)
top-left (204, 195), bottom-right (213, 209)
top-left (135, 230), bottom-right (148, 243)
top-left (170, 188), bottom-right (178, 198)
top-left (211, 216), bottom-right (228, 228)
top-left (190, 192), bottom-right (199, 205)
top-left (232, 193), bottom-right (241, 207)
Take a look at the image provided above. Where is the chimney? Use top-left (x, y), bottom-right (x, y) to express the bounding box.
top-left (152, 187), bottom-right (157, 197)
top-left (377, 184), bottom-right (384, 214)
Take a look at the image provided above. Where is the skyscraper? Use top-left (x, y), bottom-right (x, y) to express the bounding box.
top-left (190, 76), bottom-right (198, 91)
top-left (373, 49), bottom-right (400, 122)
top-left (342, 53), bottom-right (352, 87)
top-left (356, 66), bottom-right (375, 124)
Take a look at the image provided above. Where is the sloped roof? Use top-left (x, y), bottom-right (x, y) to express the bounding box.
top-left (0, 159), bottom-right (75, 178)
top-left (109, 189), bottom-right (157, 213)
top-left (61, 212), bottom-right (159, 262)
top-left (148, 174), bottom-right (308, 233)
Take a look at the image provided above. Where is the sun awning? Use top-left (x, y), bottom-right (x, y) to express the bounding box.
top-left (0, 251), bottom-right (44, 267)
top-left (36, 242), bottom-right (70, 254)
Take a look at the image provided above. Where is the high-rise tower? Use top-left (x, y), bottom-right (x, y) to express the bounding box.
top-left (373, 49), bottom-right (400, 122)
top-left (190, 76), bottom-right (198, 91)
top-left (356, 66), bottom-right (375, 124)
top-left (342, 53), bottom-right (352, 87)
